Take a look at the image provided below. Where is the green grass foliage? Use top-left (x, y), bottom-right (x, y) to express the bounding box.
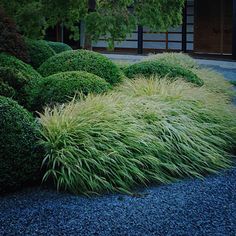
top-left (145, 52), bottom-right (198, 69)
top-left (39, 77), bottom-right (236, 195)
top-left (193, 68), bottom-right (235, 97)
top-left (124, 60), bottom-right (203, 86)
top-left (46, 41), bottom-right (72, 54)
top-left (38, 50), bottom-right (124, 85)
top-left (28, 71), bottom-right (111, 111)
top-left (0, 96), bottom-right (43, 193)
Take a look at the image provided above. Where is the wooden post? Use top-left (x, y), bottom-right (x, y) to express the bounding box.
top-left (182, 1), bottom-right (187, 52)
top-left (137, 25), bottom-right (143, 54)
top-left (233, 0), bottom-right (236, 59)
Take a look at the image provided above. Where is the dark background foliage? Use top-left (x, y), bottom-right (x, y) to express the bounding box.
top-left (0, 7), bottom-right (29, 62)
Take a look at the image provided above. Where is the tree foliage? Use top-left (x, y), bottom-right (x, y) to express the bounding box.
top-left (0, 7), bottom-right (29, 62)
top-left (1, 0), bottom-right (185, 47)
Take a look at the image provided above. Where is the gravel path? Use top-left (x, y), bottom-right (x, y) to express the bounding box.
top-left (0, 167), bottom-right (236, 236)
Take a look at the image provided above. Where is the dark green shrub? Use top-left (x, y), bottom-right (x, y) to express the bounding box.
top-left (0, 66), bottom-right (28, 104)
top-left (28, 71), bottom-right (111, 111)
top-left (0, 55), bottom-right (42, 107)
top-left (0, 7), bottom-right (29, 63)
top-left (0, 66), bottom-right (28, 89)
top-left (46, 41), bottom-right (72, 54)
top-left (0, 53), bottom-right (42, 81)
top-left (0, 80), bottom-right (15, 97)
top-left (124, 60), bottom-right (203, 86)
top-left (38, 50), bottom-right (123, 85)
top-left (25, 39), bottom-right (56, 69)
top-left (0, 96), bottom-right (43, 193)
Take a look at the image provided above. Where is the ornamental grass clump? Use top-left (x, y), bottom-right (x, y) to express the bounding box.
top-left (118, 78), bottom-right (236, 148)
top-left (144, 52), bottom-right (198, 70)
top-left (39, 78), bottom-right (236, 195)
top-left (144, 53), bottom-right (235, 97)
top-left (193, 67), bottom-right (235, 97)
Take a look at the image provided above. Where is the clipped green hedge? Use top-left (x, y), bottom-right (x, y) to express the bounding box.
top-left (0, 53), bottom-right (42, 81)
top-left (0, 67), bottom-right (28, 103)
top-left (25, 39), bottom-right (56, 69)
top-left (0, 81), bottom-right (15, 98)
top-left (0, 54), bottom-right (42, 107)
top-left (0, 67), bottom-right (28, 89)
top-left (124, 60), bottom-right (203, 86)
top-left (38, 50), bottom-right (123, 85)
top-left (28, 71), bottom-right (111, 111)
top-left (46, 41), bottom-right (72, 54)
top-left (0, 96), bottom-right (42, 193)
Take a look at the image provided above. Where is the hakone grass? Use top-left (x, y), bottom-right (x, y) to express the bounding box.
top-left (39, 77), bottom-right (236, 195)
top-left (136, 52), bottom-right (235, 97)
top-left (144, 52), bottom-right (198, 70)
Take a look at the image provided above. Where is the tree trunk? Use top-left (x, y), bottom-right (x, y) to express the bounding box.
top-left (84, 0), bottom-right (96, 50)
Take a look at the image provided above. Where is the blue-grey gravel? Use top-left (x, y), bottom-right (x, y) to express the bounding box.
top-left (0, 167), bottom-right (236, 236)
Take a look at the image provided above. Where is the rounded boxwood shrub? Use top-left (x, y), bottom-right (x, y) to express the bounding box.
top-left (46, 41), bottom-right (72, 54)
top-left (0, 66), bottom-right (28, 89)
top-left (25, 39), bottom-right (56, 69)
top-left (38, 50), bottom-right (123, 85)
top-left (0, 80), bottom-right (15, 98)
top-left (0, 96), bottom-right (43, 193)
top-left (124, 60), bottom-right (203, 86)
top-left (0, 53), bottom-right (42, 81)
top-left (0, 53), bottom-right (42, 108)
top-left (28, 71), bottom-right (111, 111)
top-left (0, 66), bottom-right (28, 104)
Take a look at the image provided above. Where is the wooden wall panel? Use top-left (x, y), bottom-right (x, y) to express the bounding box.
top-left (224, 0), bottom-right (233, 54)
top-left (93, 0), bottom-right (195, 53)
top-left (194, 0), bottom-right (232, 55)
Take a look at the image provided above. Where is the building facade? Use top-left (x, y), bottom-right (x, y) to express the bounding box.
top-left (93, 0), bottom-right (234, 57)
top-left (46, 0), bottom-right (236, 59)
